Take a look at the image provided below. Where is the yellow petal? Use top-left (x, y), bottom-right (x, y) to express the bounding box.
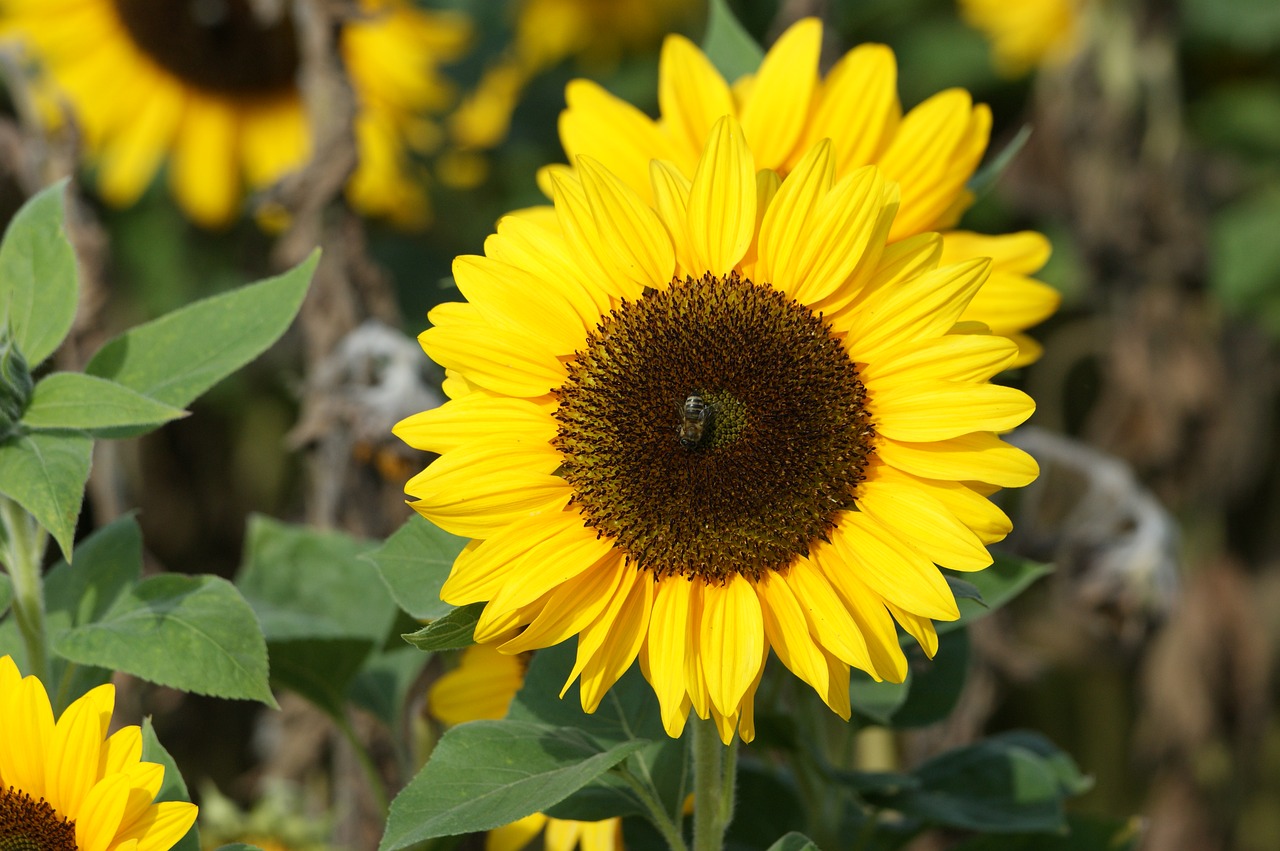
top-left (491, 211), bottom-right (614, 318)
top-left (810, 554), bottom-right (907, 683)
top-left (562, 566), bottom-right (641, 704)
top-left (560, 79), bottom-right (675, 202)
top-left (75, 771), bottom-right (130, 851)
top-left (406, 441), bottom-right (569, 540)
top-left (239, 95), bottom-right (309, 189)
top-left (756, 572), bottom-right (829, 696)
top-left (659, 34), bottom-right (735, 164)
top-left (862, 333), bottom-right (1018, 385)
top-left (96, 75), bottom-right (182, 207)
top-left (885, 601), bottom-right (940, 657)
top-left (170, 95), bottom-right (240, 228)
top-left (453, 254), bottom-right (591, 354)
top-left (869, 379), bottom-right (1034, 441)
top-left (577, 155), bottom-right (676, 288)
top-left (645, 575), bottom-right (694, 738)
top-left (874, 431), bottom-right (1038, 488)
top-left (841, 258), bottom-right (990, 364)
top-left (798, 43), bottom-right (901, 174)
top-left (755, 139), bottom-right (834, 290)
top-left (499, 554), bottom-right (628, 654)
top-left (832, 513), bottom-right (959, 621)
top-left (486, 813), bottom-right (548, 851)
top-left (550, 170), bottom-right (646, 303)
top-left (115, 801), bottom-right (198, 851)
top-left (739, 18), bottom-right (821, 169)
top-left (699, 574), bottom-right (764, 718)
top-left (47, 682), bottom-right (112, 817)
top-left (440, 506), bottom-right (581, 604)
top-left (98, 726), bottom-right (142, 778)
top-left (858, 480), bottom-right (993, 571)
top-left (394, 396), bottom-right (555, 454)
top-left (873, 466), bottom-right (1016, 545)
top-left (480, 521), bottom-right (618, 625)
top-left (783, 557), bottom-right (872, 671)
top-left (578, 571), bottom-right (653, 713)
top-left (420, 303), bottom-right (567, 398)
top-left (649, 160), bottom-right (697, 276)
top-left (428, 645), bottom-right (525, 725)
top-left (686, 117), bottom-right (755, 276)
top-left (113, 762), bottom-right (164, 839)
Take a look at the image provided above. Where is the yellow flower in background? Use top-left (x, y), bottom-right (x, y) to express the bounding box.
top-left (0, 655), bottom-right (198, 851)
top-left (447, 0), bottom-right (693, 155)
top-left (0, 0), bottom-right (469, 229)
top-left (428, 645), bottom-right (623, 851)
top-left (397, 117), bottom-right (1041, 742)
top-left (551, 17), bottom-right (1060, 364)
top-left (959, 0), bottom-right (1082, 77)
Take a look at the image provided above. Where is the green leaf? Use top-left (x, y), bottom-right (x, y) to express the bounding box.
top-left (23, 372), bottom-right (187, 432)
top-left (890, 629), bottom-right (970, 728)
top-left (0, 430), bottom-right (92, 561)
top-left (363, 514), bottom-right (465, 621)
top-left (0, 573), bottom-right (10, 618)
top-left (55, 574), bottom-right (276, 707)
top-left (347, 644), bottom-right (428, 727)
top-left (764, 833), bottom-right (821, 851)
top-left (895, 732), bottom-right (1085, 833)
top-left (850, 671), bottom-right (910, 726)
top-left (236, 515), bottom-right (388, 643)
top-left (380, 720), bottom-right (647, 850)
top-left (402, 603), bottom-right (484, 652)
top-left (950, 814), bottom-right (1141, 851)
top-left (1210, 189), bottom-right (1280, 338)
top-left (141, 718), bottom-right (201, 851)
top-left (701, 0), bottom-right (763, 82)
top-left (1182, 0), bottom-right (1280, 51)
top-left (942, 554), bottom-right (1051, 633)
top-left (0, 181), bottom-right (78, 367)
top-left (727, 766), bottom-right (807, 848)
top-left (85, 251), bottom-right (317, 408)
top-left (267, 639), bottom-right (373, 721)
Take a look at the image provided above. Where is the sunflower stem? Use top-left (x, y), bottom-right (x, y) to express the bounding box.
top-left (0, 496), bottom-right (49, 682)
top-left (617, 765), bottom-right (689, 851)
top-left (692, 717), bottom-right (733, 851)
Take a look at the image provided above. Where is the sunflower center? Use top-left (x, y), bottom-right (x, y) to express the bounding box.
top-left (0, 787), bottom-right (76, 851)
top-left (112, 0), bottom-right (299, 96)
top-left (553, 272), bottom-right (875, 583)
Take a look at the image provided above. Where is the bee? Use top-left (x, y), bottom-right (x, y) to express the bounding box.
top-left (678, 394), bottom-right (712, 449)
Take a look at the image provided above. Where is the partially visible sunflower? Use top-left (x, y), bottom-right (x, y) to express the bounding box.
top-left (446, 0), bottom-right (693, 155)
top-left (0, 0), bottom-right (469, 228)
top-left (427, 645), bottom-right (623, 851)
top-left (397, 116), bottom-right (1041, 742)
top-left (958, 0), bottom-right (1082, 77)
top-left (0, 655), bottom-right (198, 851)
top-left (550, 17), bottom-right (1060, 364)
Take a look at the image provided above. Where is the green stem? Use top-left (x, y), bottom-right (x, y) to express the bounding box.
top-left (336, 713), bottom-right (390, 818)
top-left (0, 497), bottom-right (48, 682)
top-left (617, 766), bottom-right (689, 851)
top-left (692, 717), bottom-right (734, 851)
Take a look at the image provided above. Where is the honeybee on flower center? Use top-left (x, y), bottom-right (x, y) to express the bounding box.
top-left (678, 394), bottom-right (712, 450)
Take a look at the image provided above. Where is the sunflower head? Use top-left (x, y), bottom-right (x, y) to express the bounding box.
top-left (0, 656), bottom-right (198, 851)
top-left (397, 116), bottom-right (1039, 743)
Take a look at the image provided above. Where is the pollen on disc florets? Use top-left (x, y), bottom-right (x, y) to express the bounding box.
top-left (0, 787), bottom-right (77, 851)
top-left (113, 0), bottom-right (299, 95)
top-left (553, 271), bottom-right (876, 583)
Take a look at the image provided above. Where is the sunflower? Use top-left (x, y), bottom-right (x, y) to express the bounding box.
top-left (0, 0), bottom-right (469, 228)
top-left (428, 645), bottom-right (624, 851)
top-left (958, 0), bottom-right (1082, 77)
top-left (396, 116), bottom-right (1040, 743)
top-left (0, 655), bottom-right (198, 851)
top-left (549, 17), bottom-right (1059, 365)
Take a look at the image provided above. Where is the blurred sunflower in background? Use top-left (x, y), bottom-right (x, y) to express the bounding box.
top-left (0, 0), bottom-right (469, 228)
top-left (397, 116), bottom-right (1041, 742)
top-left (428, 645), bottom-right (624, 851)
top-left (445, 0), bottom-right (694, 169)
top-left (552, 17), bottom-right (1060, 364)
top-left (0, 655), bottom-right (198, 851)
top-left (958, 0), bottom-right (1083, 77)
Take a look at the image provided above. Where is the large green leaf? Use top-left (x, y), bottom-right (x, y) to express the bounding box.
top-left (0, 181), bottom-right (78, 367)
top-left (347, 644), bottom-right (427, 727)
top-left (55, 574), bottom-right (276, 707)
top-left (0, 430), bottom-right (92, 561)
top-left (141, 718), bottom-right (201, 851)
top-left (380, 720), bottom-right (647, 851)
top-left (85, 251), bottom-right (317, 408)
top-left (852, 629), bottom-right (970, 729)
top-left (363, 514), bottom-right (466, 621)
top-left (892, 732), bottom-right (1089, 834)
top-left (236, 515), bottom-right (388, 643)
top-left (401, 603), bottom-right (484, 652)
top-left (701, 0), bottom-right (763, 82)
top-left (763, 834), bottom-right (820, 851)
top-left (23, 372), bottom-right (187, 432)
top-left (950, 813), bottom-right (1141, 851)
